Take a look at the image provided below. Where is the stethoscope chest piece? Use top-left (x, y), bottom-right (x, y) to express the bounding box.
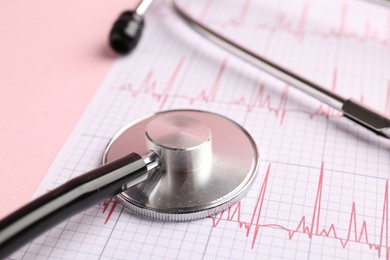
top-left (103, 110), bottom-right (259, 221)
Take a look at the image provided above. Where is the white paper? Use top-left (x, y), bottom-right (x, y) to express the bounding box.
top-left (8, 0), bottom-right (390, 259)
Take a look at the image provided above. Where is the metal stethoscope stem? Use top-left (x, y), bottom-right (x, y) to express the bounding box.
top-left (368, 0), bottom-right (390, 6)
top-left (109, 0), bottom-right (390, 138)
top-left (168, 0), bottom-right (390, 138)
top-left (135, 0), bottom-right (154, 16)
top-left (1, 0), bottom-right (389, 257)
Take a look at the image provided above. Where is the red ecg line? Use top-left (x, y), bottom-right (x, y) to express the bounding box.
top-left (205, 1), bottom-right (390, 47)
top-left (112, 55), bottom-right (390, 124)
top-left (97, 2), bottom-right (390, 258)
top-left (111, 58), bottom-right (342, 124)
top-left (199, 0), bottom-right (213, 21)
top-left (100, 162), bottom-right (390, 258)
top-left (210, 163), bottom-right (390, 259)
top-left (230, 0), bottom-right (251, 26)
top-left (101, 197), bottom-right (119, 224)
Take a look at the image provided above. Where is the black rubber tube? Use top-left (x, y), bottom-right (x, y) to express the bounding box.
top-left (0, 152), bottom-right (148, 258)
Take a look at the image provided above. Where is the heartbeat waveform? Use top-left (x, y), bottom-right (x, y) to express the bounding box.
top-left (101, 197), bottom-right (119, 224)
top-left (111, 58), bottom-right (342, 124)
top-left (199, 1), bottom-right (390, 47)
top-left (99, 162), bottom-right (390, 258)
top-left (112, 56), bottom-right (390, 124)
top-left (198, 0), bottom-right (212, 21)
top-left (210, 163), bottom-right (390, 259)
top-left (229, 0), bottom-right (251, 27)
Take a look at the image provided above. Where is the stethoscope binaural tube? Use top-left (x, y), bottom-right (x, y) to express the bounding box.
top-left (166, 0), bottom-right (390, 138)
top-left (0, 110), bottom-right (260, 258)
top-left (109, 0), bottom-right (390, 139)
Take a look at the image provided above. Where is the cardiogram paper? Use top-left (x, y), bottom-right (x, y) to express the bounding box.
top-left (9, 0), bottom-right (390, 259)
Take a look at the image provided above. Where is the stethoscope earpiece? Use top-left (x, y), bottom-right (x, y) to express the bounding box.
top-left (108, 0), bottom-right (390, 138)
top-left (109, 11), bottom-right (144, 55)
top-left (109, 0), bottom-right (154, 54)
top-left (1, 0), bottom-right (390, 257)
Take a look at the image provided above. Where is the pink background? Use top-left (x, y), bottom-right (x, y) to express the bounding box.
top-left (0, 0), bottom-right (137, 218)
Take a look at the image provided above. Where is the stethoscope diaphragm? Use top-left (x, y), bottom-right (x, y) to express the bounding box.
top-left (103, 109), bottom-right (259, 221)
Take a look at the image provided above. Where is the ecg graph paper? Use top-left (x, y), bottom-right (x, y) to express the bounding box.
top-left (8, 0), bottom-right (390, 259)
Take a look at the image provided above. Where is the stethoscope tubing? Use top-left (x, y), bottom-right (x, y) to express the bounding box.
top-left (0, 152), bottom-right (159, 258)
top-left (367, 0), bottom-right (390, 6)
top-left (115, 0), bottom-right (389, 140)
top-left (166, 0), bottom-right (390, 138)
top-left (1, 0), bottom-right (390, 257)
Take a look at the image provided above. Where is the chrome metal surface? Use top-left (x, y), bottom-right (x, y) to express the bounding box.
top-left (364, 0), bottom-right (390, 7)
top-left (167, 0), bottom-right (346, 111)
top-left (383, 128), bottom-right (390, 138)
top-left (142, 151), bottom-right (160, 172)
top-left (121, 152), bottom-right (160, 191)
top-left (135, 0), bottom-right (155, 16)
top-left (103, 110), bottom-right (259, 221)
top-left (167, 0), bottom-right (390, 139)
top-left (146, 114), bottom-right (212, 181)
top-left (342, 99), bottom-right (390, 138)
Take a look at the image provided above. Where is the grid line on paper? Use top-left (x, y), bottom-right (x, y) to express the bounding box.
top-left (10, 0), bottom-right (390, 259)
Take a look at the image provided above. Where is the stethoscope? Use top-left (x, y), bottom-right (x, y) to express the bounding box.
top-left (0, 0), bottom-right (390, 258)
top-left (110, 0), bottom-right (390, 139)
top-left (0, 110), bottom-right (259, 257)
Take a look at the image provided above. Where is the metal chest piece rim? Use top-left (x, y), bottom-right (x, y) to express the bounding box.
top-left (102, 109), bottom-right (259, 221)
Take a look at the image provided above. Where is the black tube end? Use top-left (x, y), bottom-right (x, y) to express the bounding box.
top-left (109, 11), bottom-right (144, 55)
